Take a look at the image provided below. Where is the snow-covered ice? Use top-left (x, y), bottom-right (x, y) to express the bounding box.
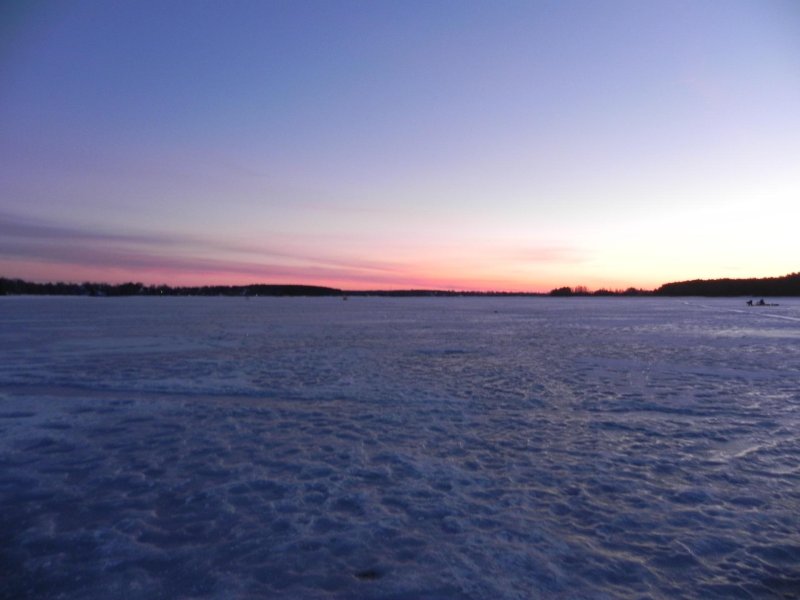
top-left (1, 296), bottom-right (799, 599)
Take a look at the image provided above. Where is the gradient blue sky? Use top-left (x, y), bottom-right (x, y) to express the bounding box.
top-left (2, 1), bottom-right (799, 291)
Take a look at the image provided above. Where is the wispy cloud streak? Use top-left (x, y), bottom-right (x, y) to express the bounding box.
top-left (0, 212), bottom-right (587, 290)
top-left (0, 212), bottom-right (402, 278)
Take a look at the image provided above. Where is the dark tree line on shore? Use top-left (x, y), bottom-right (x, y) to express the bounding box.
top-left (547, 286), bottom-right (650, 297)
top-left (0, 278), bottom-right (542, 297)
top-left (655, 272), bottom-right (800, 297)
top-left (0, 279), bottom-right (341, 297)
top-left (2, 272), bottom-right (798, 297)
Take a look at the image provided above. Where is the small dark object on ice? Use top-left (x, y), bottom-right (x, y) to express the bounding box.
top-left (354, 569), bottom-right (382, 580)
top-left (747, 299), bottom-right (779, 307)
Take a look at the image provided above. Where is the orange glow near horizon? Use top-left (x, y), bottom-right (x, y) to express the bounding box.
top-left (0, 249), bottom-right (760, 294)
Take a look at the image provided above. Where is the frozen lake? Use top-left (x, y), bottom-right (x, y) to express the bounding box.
top-left (1, 296), bottom-right (799, 599)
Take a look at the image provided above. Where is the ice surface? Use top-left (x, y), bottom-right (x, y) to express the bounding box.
top-left (1, 296), bottom-right (799, 598)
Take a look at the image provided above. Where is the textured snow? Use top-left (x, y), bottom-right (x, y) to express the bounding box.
top-left (1, 296), bottom-right (799, 599)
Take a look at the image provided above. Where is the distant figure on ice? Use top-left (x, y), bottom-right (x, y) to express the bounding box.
top-left (746, 300), bottom-right (753, 306)
top-left (757, 299), bottom-right (766, 306)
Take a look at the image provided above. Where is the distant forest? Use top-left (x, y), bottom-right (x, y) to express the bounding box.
top-left (0, 279), bottom-right (342, 297)
top-left (0, 278), bottom-right (538, 297)
top-left (1, 273), bottom-right (798, 297)
top-left (655, 272), bottom-right (800, 297)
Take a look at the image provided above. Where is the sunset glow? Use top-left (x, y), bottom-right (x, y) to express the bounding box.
top-left (2, 1), bottom-right (799, 291)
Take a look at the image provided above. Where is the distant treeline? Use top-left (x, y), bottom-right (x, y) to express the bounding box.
top-left (2, 273), bottom-right (798, 297)
top-left (547, 286), bottom-right (651, 297)
top-left (655, 272), bottom-right (800, 297)
top-left (0, 278), bottom-right (545, 297)
top-left (0, 279), bottom-right (341, 297)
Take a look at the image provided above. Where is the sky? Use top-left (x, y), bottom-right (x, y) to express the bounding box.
top-left (1, 0), bottom-right (799, 292)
